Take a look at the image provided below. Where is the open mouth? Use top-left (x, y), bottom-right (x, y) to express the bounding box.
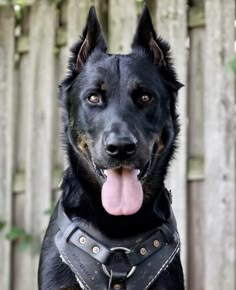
top-left (92, 160), bottom-right (151, 182)
top-left (91, 159), bottom-right (152, 216)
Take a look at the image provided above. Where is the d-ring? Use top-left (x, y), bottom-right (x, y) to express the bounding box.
top-left (102, 247), bottom-right (136, 278)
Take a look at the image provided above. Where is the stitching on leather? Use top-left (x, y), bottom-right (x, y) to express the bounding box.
top-left (58, 245), bottom-right (90, 290)
top-left (144, 240), bottom-right (180, 290)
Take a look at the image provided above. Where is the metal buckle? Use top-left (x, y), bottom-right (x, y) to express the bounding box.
top-left (102, 247), bottom-right (136, 278)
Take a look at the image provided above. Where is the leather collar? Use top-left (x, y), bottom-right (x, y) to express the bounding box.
top-left (55, 193), bottom-right (180, 290)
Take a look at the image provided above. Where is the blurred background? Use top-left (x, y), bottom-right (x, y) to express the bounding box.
top-left (0, 0), bottom-right (235, 289)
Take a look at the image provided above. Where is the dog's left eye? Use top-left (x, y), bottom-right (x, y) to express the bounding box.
top-left (87, 95), bottom-right (101, 104)
top-left (139, 95), bottom-right (152, 104)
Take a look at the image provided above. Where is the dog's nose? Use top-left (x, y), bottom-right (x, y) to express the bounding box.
top-left (104, 133), bottom-right (137, 159)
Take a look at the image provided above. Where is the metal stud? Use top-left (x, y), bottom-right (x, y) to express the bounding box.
top-left (153, 239), bottom-right (160, 247)
top-left (79, 236), bottom-right (86, 244)
top-left (140, 247), bottom-right (147, 255)
top-left (92, 246), bottom-right (100, 254)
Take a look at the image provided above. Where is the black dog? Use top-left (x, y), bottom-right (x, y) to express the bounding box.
top-left (38, 5), bottom-right (184, 290)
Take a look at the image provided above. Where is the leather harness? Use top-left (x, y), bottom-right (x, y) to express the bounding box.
top-left (55, 193), bottom-right (180, 290)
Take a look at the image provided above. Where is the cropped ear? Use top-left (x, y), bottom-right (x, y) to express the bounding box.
top-left (132, 5), bottom-right (183, 91)
top-left (70, 6), bottom-right (107, 73)
top-left (132, 4), bottom-right (165, 67)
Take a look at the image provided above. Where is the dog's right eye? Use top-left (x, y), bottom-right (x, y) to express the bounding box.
top-left (87, 95), bottom-right (101, 104)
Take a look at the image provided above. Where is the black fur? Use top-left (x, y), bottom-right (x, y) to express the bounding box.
top-left (38, 5), bottom-right (184, 290)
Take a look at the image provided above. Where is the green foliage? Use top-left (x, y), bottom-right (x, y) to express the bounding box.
top-left (7, 0), bottom-right (27, 8)
top-left (53, 47), bottom-right (60, 57)
top-left (228, 55), bottom-right (236, 72)
top-left (44, 206), bottom-right (55, 216)
top-left (0, 220), bottom-right (6, 231)
top-left (44, 200), bottom-right (57, 216)
top-left (6, 226), bottom-right (25, 240)
top-left (15, 0), bottom-right (27, 6)
top-left (6, 226), bottom-right (33, 252)
top-left (1, 200), bottom-right (56, 253)
top-left (7, 0), bottom-right (14, 5)
top-left (18, 234), bottom-right (33, 252)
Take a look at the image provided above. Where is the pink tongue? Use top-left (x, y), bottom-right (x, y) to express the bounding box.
top-left (101, 168), bottom-right (143, 216)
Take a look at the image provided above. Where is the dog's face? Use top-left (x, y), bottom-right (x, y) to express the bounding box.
top-left (60, 6), bottom-right (182, 216)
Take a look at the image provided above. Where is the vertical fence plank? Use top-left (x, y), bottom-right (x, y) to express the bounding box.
top-left (24, 1), bottom-right (57, 289)
top-left (14, 8), bottom-right (30, 172)
top-left (53, 51), bottom-right (66, 170)
top-left (66, 0), bottom-right (90, 172)
top-left (108, 0), bottom-right (137, 54)
top-left (0, 7), bottom-right (15, 290)
top-left (95, 0), bottom-right (108, 40)
top-left (13, 8), bottom-right (31, 290)
top-left (154, 0), bottom-right (188, 276)
top-left (67, 0), bottom-right (90, 48)
top-left (13, 192), bottom-right (25, 290)
top-left (53, 0), bottom-right (68, 175)
top-left (187, 1), bottom-right (205, 289)
top-left (204, 1), bottom-right (235, 290)
top-left (0, 1), bottom-right (236, 289)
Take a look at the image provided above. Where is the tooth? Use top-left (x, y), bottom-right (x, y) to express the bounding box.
top-left (136, 170), bottom-right (140, 175)
top-left (104, 170), bottom-right (107, 176)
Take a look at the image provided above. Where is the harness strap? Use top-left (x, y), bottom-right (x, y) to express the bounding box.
top-left (55, 230), bottom-right (180, 290)
top-left (55, 198), bottom-right (180, 290)
top-left (57, 202), bottom-right (176, 266)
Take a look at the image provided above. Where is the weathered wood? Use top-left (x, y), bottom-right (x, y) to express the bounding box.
top-left (15, 9), bottom-right (30, 171)
top-left (188, 157), bottom-right (204, 181)
top-left (13, 168), bottom-right (63, 193)
top-left (67, 0), bottom-right (90, 48)
top-left (56, 27), bottom-right (67, 47)
top-left (95, 0), bottom-right (108, 40)
top-left (108, 0), bottom-right (137, 54)
top-left (204, 1), bottom-right (235, 289)
top-left (188, 181), bottom-right (205, 290)
top-left (187, 2), bottom-right (205, 287)
top-left (188, 29), bottom-right (204, 157)
top-left (53, 45), bottom-right (67, 171)
top-left (24, 1), bottom-right (57, 289)
top-left (65, 0), bottom-right (91, 172)
top-left (12, 9), bottom-right (30, 290)
top-left (16, 29), bottom-right (68, 54)
top-left (0, 7), bottom-right (15, 290)
top-left (153, 0), bottom-right (188, 276)
top-left (188, 4), bottom-right (205, 28)
top-left (54, 0), bottom-right (68, 173)
top-left (16, 35), bottom-right (30, 54)
top-left (0, 1), bottom-right (236, 289)
top-left (12, 192), bottom-right (26, 290)
top-left (145, 0), bottom-right (157, 25)
top-left (15, 53), bottom-right (31, 171)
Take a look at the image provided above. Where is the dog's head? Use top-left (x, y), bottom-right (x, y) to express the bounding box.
top-left (60, 5), bottom-right (182, 216)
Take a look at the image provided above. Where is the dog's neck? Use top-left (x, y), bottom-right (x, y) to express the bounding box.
top-left (61, 162), bottom-right (171, 238)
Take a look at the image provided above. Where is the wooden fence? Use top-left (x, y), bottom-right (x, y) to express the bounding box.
top-left (0, 0), bottom-right (235, 289)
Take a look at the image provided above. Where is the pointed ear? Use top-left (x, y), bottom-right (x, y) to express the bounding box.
top-left (131, 4), bottom-right (165, 67)
top-left (70, 6), bottom-right (107, 73)
top-left (132, 5), bottom-right (183, 91)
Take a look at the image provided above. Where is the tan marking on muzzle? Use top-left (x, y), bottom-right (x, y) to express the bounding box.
top-left (77, 135), bottom-right (91, 156)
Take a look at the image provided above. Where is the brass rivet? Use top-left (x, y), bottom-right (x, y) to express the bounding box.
top-left (92, 246), bottom-right (100, 254)
top-left (153, 240), bottom-right (160, 247)
top-left (114, 284), bottom-right (121, 290)
top-left (79, 236), bottom-right (86, 244)
top-left (140, 247), bottom-right (147, 255)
